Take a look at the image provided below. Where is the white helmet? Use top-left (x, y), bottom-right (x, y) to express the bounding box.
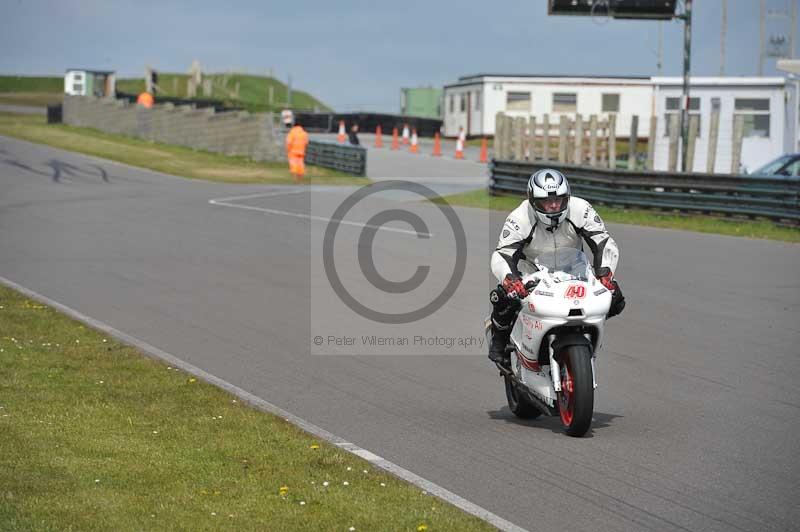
top-left (527, 169), bottom-right (571, 228)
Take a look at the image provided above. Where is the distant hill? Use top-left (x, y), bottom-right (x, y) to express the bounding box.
top-left (0, 73), bottom-right (331, 112)
top-left (0, 76), bottom-right (63, 93)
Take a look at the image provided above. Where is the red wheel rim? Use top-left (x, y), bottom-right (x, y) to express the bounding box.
top-left (558, 360), bottom-right (574, 426)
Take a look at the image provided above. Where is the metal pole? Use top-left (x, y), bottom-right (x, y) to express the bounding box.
top-left (720, 0), bottom-right (727, 75)
top-left (658, 21), bottom-right (663, 74)
top-left (680, 0), bottom-right (692, 172)
top-left (791, 0), bottom-right (797, 59)
top-left (759, 0), bottom-right (765, 75)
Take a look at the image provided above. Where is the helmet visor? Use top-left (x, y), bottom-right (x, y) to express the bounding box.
top-left (532, 195), bottom-right (569, 214)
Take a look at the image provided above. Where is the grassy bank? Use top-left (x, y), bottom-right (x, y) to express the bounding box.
top-left (0, 113), bottom-right (367, 185)
top-left (0, 284), bottom-right (492, 531)
top-left (0, 74), bottom-right (330, 114)
top-left (0, 75), bottom-right (64, 93)
top-left (433, 189), bottom-right (800, 243)
top-left (116, 73), bottom-right (330, 114)
top-left (0, 76), bottom-right (64, 107)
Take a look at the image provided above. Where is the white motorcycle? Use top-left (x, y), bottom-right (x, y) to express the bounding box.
top-left (485, 248), bottom-right (612, 437)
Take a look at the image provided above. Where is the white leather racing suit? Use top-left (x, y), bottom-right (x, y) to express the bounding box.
top-left (491, 196), bottom-right (619, 283)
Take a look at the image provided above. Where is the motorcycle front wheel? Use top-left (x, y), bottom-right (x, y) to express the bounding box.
top-left (557, 345), bottom-right (594, 437)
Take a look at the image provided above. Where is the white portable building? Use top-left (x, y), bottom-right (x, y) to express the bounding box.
top-left (64, 69), bottom-right (116, 98)
top-left (443, 74), bottom-right (653, 138)
top-left (443, 74), bottom-right (798, 172)
top-left (651, 77), bottom-right (796, 173)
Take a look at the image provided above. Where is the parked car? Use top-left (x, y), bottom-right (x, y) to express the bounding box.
top-left (749, 154), bottom-right (800, 177)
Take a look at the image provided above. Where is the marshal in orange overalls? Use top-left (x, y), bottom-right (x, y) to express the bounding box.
top-left (285, 124), bottom-right (309, 181)
top-left (136, 92), bottom-right (154, 109)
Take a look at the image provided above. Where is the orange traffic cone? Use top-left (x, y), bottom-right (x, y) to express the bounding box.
top-left (402, 123), bottom-right (410, 145)
top-left (375, 125), bottom-right (383, 148)
top-left (391, 127), bottom-right (399, 150)
top-left (432, 133), bottom-right (442, 156)
top-left (479, 137), bottom-right (488, 163)
top-left (409, 129), bottom-right (418, 153)
top-left (337, 120), bottom-right (346, 143)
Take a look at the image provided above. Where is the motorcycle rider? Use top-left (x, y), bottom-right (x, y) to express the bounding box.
top-left (488, 168), bottom-right (626, 365)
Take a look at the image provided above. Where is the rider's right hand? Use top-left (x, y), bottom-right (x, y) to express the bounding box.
top-left (502, 274), bottom-right (528, 299)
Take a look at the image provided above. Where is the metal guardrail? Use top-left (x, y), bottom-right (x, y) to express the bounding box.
top-left (306, 140), bottom-right (367, 176)
top-left (489, 160), bottom-right (800, 224)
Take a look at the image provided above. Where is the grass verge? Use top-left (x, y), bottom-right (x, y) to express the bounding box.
top-left (0, 284), bottom-right (492, 531)
top-left (432, 188), bottom-right (800, 243)
top-left (0, 113), bottom-right (368, 185)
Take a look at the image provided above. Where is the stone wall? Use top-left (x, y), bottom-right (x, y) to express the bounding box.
top-left (62, 96), bottom-right (281, 162)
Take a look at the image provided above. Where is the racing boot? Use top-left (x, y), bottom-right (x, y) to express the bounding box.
top-left (488, 286), bottom-right (518, 366)
top-left (488, 322), bottom-right (512, 365)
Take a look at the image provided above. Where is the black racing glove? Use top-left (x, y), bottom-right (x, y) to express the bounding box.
top-left (607, 280), bottom-right (626, 319)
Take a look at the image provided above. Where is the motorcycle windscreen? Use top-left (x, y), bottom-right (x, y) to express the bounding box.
top-left (534, 248), bottom-right (590, 280)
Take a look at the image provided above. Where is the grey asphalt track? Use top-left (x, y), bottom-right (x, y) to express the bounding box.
top-left (1, 134), bottom-right (799, 531)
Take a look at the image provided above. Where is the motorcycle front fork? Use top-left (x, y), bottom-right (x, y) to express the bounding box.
top-left (547, 336), bottom-right (598, 392)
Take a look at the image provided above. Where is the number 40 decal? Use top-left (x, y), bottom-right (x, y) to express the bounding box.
top-left (565, 285), bottom-right (586, 299)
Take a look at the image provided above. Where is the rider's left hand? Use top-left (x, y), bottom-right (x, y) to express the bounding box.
top-left (599, 272), bottom-right (615, 291)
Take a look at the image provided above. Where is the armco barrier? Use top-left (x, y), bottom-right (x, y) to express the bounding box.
top-left (306, 140), bottom-right (366, 176)
top-left (489, 160), bottom-right (800, 224)
top-left (47, 104), bottom-right (62, 124)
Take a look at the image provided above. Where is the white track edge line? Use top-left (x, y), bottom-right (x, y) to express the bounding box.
top-left (208, 188), bottom-right (327, 203)
top-left (208, 198), bottom-right (434, 237)
top-left (0, 274), bottom-right (526, 532)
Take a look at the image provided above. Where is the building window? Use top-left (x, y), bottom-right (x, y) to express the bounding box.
top-left (552, 93), bottom-right (577, 113)
top-left (601, 93), bottom-right (620, 113)
top-left (72, 83), bottom-right (83, 93)
top-left (460, 94), bottom-right (466, 112)
top-left (74, 73), bottom-right (83, 81)
top-left (475, 91), bottom-right (481, 111)
top-left (449, 94), bottom-right (454, 114)
top-left (734, 98), bottom-right (770, 138)
top-left (664, 96), bottom-right (701, 137)
top-left (506, 92), bottom-right (531, 112)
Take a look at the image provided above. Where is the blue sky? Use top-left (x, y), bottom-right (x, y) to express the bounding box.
top-left (1, 0), bottom-right (797, 112)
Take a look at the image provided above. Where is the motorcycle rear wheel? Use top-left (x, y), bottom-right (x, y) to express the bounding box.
top-left (557, 345), bottom-right (594, 437)
top-left (504, 374), bottom-right (542, 419)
